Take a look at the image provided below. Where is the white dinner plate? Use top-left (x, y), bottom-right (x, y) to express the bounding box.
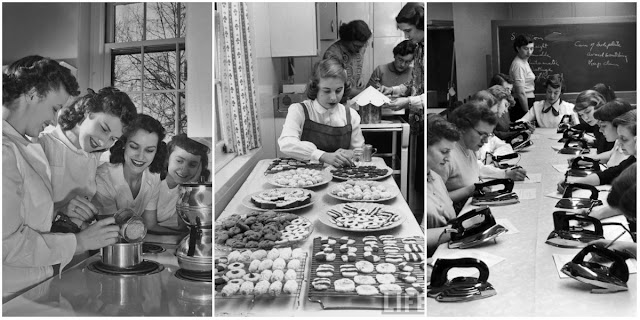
top-left (241, 188), bottom-right (317, 211)
top-left (318, 202), bottom-right (405, 232)
top-left (327, 181), bottom-right (398, 202)
top-left (267, 169), bottom-right (332, 188)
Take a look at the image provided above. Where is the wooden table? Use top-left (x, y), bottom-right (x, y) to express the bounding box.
top-left (215, 157), bottom-right (423, 316)
top-left (427, 128), bottom-right (637, 316)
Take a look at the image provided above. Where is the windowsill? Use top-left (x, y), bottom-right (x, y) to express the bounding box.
top-left (214, 147), bottom-right (264, 218)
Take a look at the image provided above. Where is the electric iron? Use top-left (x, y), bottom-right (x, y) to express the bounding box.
top-left (559, 137), bottom-right (590, 155)
top-left (561, 244), bottom-right (629, 293)
top-left (471, 179), bottom-right (519, 206)
top-left (508, 131), bottom-right (533, 151)
top-left (448, 207), bottom-right (508, 249)
top-left (485, 152), bottom-right (519, 169)
top-left (427, 258), bottom-right (497, 302)
top-left (509, 121), bottom-right (533, 132)
top-left (558, 127), bottom-right (584, 143)
top-left (555, 183), bottom-right (603, 211)
top-left (557, 115), bottom-right (573, 133)
top-left (545, 211), bottom-right (605, 248)
top-left (566, 156), bottom-right (601, 177)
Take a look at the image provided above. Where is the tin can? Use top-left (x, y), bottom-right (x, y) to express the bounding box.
top-left (363, 144), bottom-right (377, 162)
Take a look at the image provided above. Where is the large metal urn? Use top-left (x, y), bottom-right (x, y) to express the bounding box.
top-left (175, 182), bottom-right (212, 272)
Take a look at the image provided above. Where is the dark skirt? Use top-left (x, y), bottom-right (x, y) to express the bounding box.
top-left (510, 97), bottom-right (535, 122)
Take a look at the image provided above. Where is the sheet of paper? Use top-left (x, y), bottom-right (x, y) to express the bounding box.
top-left (432, 246), bottom-right (506, 279)
top-left (552, 164), bottom-right (569, 173)
top-left (514, 188), bottom-right (537, 200)
top-left (551, 145), bottom-right (564, 152)
top-left (515, 173), bottom-right (541, 184)
top-left (596, 185), bottom-right (612, 192)
top-left (496, 218), bottom-right (520, 235)
top-left (545, 191), bottom-right (563, 200)
top-left (552, 254), bottom-right (637, 279)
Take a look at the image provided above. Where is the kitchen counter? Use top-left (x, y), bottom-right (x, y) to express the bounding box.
top-left (215, 157), bottom-right (424, 316)
top-left (2, 237), bottom-right (212, 317)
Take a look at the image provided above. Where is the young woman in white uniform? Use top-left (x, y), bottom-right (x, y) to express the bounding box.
top-left (38, 87), bottom-right (137, 228)
top-left (2, 56), bottom-right (119, 300)
top-left (93, 114), bottom-right (167, 223)
top-left (154, 134), bottom-right (210, 233)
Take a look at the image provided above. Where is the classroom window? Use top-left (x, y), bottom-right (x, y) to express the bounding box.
top-left (106, 2), bottom-right (187, 138)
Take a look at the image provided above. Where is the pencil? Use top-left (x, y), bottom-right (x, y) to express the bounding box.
top-left (604, 231), bottom-right (626, 249)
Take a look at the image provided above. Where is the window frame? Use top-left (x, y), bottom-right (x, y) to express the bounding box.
top-left (213, 9), bottom-right (236, 172)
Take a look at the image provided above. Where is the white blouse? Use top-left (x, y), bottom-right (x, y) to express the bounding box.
top-left (94, 163), bottom-right (160, 216)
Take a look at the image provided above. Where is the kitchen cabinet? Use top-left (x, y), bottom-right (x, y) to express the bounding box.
top-left (317, 3), bottom-right (337, 40)
top-left (268, 3), bottom-right (317, 57)
top-left (371, 2), bottom-right (406, 77)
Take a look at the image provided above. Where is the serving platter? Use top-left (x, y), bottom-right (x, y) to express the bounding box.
top-left (241, 188), bottom-right (317, 211)
top-left (318, 202), bottom-right (405, 232)
top-left (328, 181), bottom-right (398, 202)
top-left (267, 168), bottom-right (332, 188)
top-left (330, 165), bottom-right (393, 181)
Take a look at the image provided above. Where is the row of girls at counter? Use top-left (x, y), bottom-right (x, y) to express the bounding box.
top-left (425, 70), bottom-right (637, 260)
top-left (2, 55), bottom-right (210, 300)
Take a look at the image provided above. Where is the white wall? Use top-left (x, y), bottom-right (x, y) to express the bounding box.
top-left (2, 3), bottom-right (79, 66)
top-left (186, 3), bottom-right (213, 139)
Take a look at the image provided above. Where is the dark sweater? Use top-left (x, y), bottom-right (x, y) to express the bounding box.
top-left (573, 121), bottom-right (614, 154)
top-left (596, 155), bottom-right (636, 185)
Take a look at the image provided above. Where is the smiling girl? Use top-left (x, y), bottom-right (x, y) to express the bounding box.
top-left (93, 114), bottom-right (167, 222)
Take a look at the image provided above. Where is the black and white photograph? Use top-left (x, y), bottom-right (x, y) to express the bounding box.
top-left (213, 1), bottom-right (425, 316)
top-left (2, 2), bottom-right (212, 316)
top-left (426, 1), bottom-right (637, 316)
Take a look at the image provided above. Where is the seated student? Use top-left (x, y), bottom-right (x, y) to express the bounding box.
top-left (558, 109), bottom-right (636, 191)
top-left (517, 74), bottom-right (579, 128)
top-left (572, 89), bottom-right (614, 154)
top-left (489, 73), bottom-right (515, 133)
top-left (426, 114), bottom-right (459, 255)
top-left (592, 83), bottom-right (617, 102)
top-left (367, 40), bottom-right (415, 90)
top-left (93, 114), bottom-right (167, 221)
top-left (279, 58), bottom-right (364, 168)
top-left (588, 163), bottom-right (636, 259)
top-left (584, 99), bottom-right (634, 167)
top-left (153, 134), bottom-right (210, 234)
top-left (432, 101), bottom-right (497, 210)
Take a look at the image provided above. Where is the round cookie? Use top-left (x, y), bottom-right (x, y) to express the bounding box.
top-left (379, 284), bottom-right (403, 295)
top-left (228, 278), bottom-right (244, 285)
top-left (356, 285), bottom-right (379, 296)
top-left (375, 274), bottom-right (396, 284)
top-left (353, 275), bottom-right (377, 285)
top-left (312, 278), bottom-right (331, 291)
top-left (334, 278), bottom-right (356, 293)
top-left (228, 262), bottom-right (245, 270)
top-left (375, 263), bottom-right (397, 274)
top-left (242, 272), bottom-right (261, 283)
top-left (355, 261), bottom-right (374, 273)
top-left (226, 269), bottom-right (247, 279)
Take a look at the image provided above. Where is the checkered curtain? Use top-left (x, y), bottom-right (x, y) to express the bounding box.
top-left (217, 2), bottom-right (261, 155)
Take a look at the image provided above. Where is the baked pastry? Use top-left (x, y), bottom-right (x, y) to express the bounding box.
top-left (327, 204), bottom-right (400, 230)
top-left (239, 281), bottom-right (255, 296)
top-left (226, 269), bottom-right (246, 279)
top-left (250, 188), bottom-right (311, 209)
top-left (340, 265), bottom-right (358, 277)
top-left (291, 248), bottom-right (304, 259)
top-left (353, 275), bottom-right (376, 285)
top-left (404, 243), bottom-right (424, 253)
top-left (228, 279), bottom-right (244, 286)
top-left (398, 262), bottom-right (414, 272)
top-left (319, 236), bottom-right (337, 245)
top-left (383, 246), bottom-right (400, 253)
top-left (355, 261), bottom-right (374, 273)
top-left (316, 265), bottom-right (334, 277)
top-left (270, 269), bottom-right (285, 282)
top-left (242, 273), bottom-right (261, 283)
top-left (248, 260), bottom-right (261, 273)
top-left (260, 270), bottom-right (273, 282)
top-left (228, 262), bottom-right (245, 270)
top-left (375, 263), bottom-right (396, 274)
top-left (334, 278), bottom-right (356, 292)
top-left (268, 281), bottom-right (283, 296)
top-left (284, 269), bottom-right (297, 281)
top-left (404, 253), bottom-right (424, 262)
top-left (341, 253), bottom-right (357, 262)
top-left (330, 165), bottom-right (390, 180)
top-left (250, 249), bottom-right (268, 261)
top-left (339, 244), bottom-right (357, 253)
top-left (221, 283), bottom-right (241, 297)
top-left (312, 278), bottom-right (331, 291)
top-left (338, 236), bottom-right (356, 245)
top-left (363, 244), bottom-right (379, 252)
top-left (254, 280), bottom-right (270, 295)
top-left (315, 252), bottom-right (336, 262)
top-left (279, 247), bottom-right (293, 260)
top-left (385, 254), bottom-right (404, 264)
top-left (356, 285), bottom-right (379, 296)
top-left (376, 274), bottom-right (396, 284)
top-left (379, 235), bottom-right (395, 241)
top-left (214, 275), bottom-right (228, 286)
top-left (287, 259), bottom-right (301, 270)
top-left (405, 287), bottom-right (420, 296)
top-left (272, 258), bottom-right (286, 270)
top-left (227, 250), bottom-right (242, 263)
top-left (239, 250), bottom-right (253, 263)
top-left (363, 252), bottom-right (380, 263)
top-left (379, 284), bottom-right (402, 295)
top-left (267, 248), bottom-right (280, 260)
top-left (283, 279), bottom-right (298, 294)
top-left (258, 259), bottom-right (273, 271)
top-left (363, 236), bottom-right (378, 242)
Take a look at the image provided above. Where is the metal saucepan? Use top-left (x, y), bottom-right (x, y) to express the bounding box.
top-left (102, 242), bottom-right (143, 268)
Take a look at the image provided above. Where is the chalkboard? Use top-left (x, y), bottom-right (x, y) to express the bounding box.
top-left (492, 17), bottom-right (636, 94)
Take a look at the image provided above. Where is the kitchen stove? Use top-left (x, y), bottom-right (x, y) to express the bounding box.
top-left (88, 260), bottom-right (164, 276)
top-left (143, 242), bottom-right (166, 254)
top-left (175, 269), bottom-right (212, 282)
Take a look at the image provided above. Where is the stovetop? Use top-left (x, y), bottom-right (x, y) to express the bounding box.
top-left (2, 243), bottom-right (212, 316)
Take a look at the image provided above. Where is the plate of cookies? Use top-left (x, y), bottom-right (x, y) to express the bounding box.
top-left (328, 181), bottom-right (399, 202)
top-left (318, 203), bottom-right (405, 232)
top-left (267, 168), bottom-right (332, 188)
top-left (242, 188), bottom-right (317, 211)
top-left (215, 211), bottom-right (314, 251)
top-left (215, 247), bottom-right (307, 299)
top-left (307, 235), bottom-right (425, 302)
top-left (330, 165), bottom-right (393, 181)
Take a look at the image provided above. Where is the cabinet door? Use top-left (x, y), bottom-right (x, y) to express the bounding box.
top-left (373, 2), bottom-right (405, 37)
top-left (269, 3), bottom-right (317, 57)
top-left (317, 3), bottom-right (337, 41)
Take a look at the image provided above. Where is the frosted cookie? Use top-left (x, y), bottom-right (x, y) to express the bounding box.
top-left (312, 278), bottom-right (331, 291)
top-left (338, 236), bottom-right (356, 245)
top-left (339, 244), bottom-right (357, 254)
top-left (355, 261), bottom-right (374, 273)
top-left (379, 235), bottom-right (395, 241)
top-left (322, 245), bottom-right (334, 253)
top-left (404, 253), bottom-right (423, 262)
top-left (228, 278), bottom-right (244, 286)
top-left (291, 248), bottom-right (304, 260)
top-left (279, 247), bottom-right (293, 260)
top-left (385, 254), bottom-right (404, 264)
top-left (412, 283), bottom-right (424, 293)
top-left (214, 275), bottom-right (228, 286)
top-left (375, 263), bottom-right (396, 274)
top-left (363, 252), bottom-right (381, 263)
top-left (354, 275), bottom-right (377, 285)
top-left (260, 269), bottom-right (273, 282)
top-left (316, 265), bottom-right (334, 277)
top-left (404, 243), bottom-right (424, 253)
top-left (242, 272), bottom-right (261, 283)
top-left (363, 244), bottom-right (379, 252)
top-left (270, 269), bottom-right (285, 282)
top-left (401, 237), bottom-right (418, 244)
top-left (363, 236), bottom-right (378, 242)
top-left (221, 283), bottom-right (241, 297)
top-left (315, 252), bottom-right (336, 262)
top-left (356, 285), bottom-right (379, 296)
top-left (283, 279), bottom-right (298, 294)
top-left (254, 280), bottom-right (270, 295)
top-left (379, 284), bottom-right (402, 295)
top-left (341, 253), bottom-right (357, 262)
top-left (215, 257), bottom-right (229, 264)
top-left (228, 262), bottom-right (245, 270)
top-left (287, 259), bottom-right (301, 270)
top-left (227, 250), bottom-right (242, 263)
top-left (383, 246), bottom-right (400, 254)
top-left (284, 269), bottom-right (297, 281)
top-left (258, 259), bottom-right (273, 271)
top-left (272, 258), bottom-right (287, 270)
top-left (398, 262), bottom-right (414, 272)
top-left (248, 260), bottom-right (261, 273)
top-left (334, 278), bottom-right (356, 292)
top-left (239, 281), bottom-right (255, 296)
top-left (376, 274), bottom-right (396, 284)
top-left (291, 218), bottom-right (305, 225)
top-left (250, 249), bottom-right (268, 261)
top-left (267, 248), bottom-right (280, 260)
top-left (405, 287), bottom-right (420, 296)
top-left (239, 250), bottom-right (253, 263)
top-left (226, 269), bottom-right (246, 279)
top-left (320, 236), bottom-right (337, 245)
top-left (340, 265), bottom-right (358, 277)
top-left (268, 281), bottom-right (283, 296)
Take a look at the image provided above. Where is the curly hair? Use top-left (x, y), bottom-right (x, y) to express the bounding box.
top-left (392, 40), bottom-right (416, 57)
top-left (513, 35), bottom-right (533, 52)
top-left (306, 58), bottom-right (351, 100)
top-left (470, 90), bottom-right (497, 109)
top-left (607, 163), bottom-right (636, 219)
top-left (3, 55), bottom-right (79, 108)
top-left (58, 87), bottom-right (137, 131)
top-left (489, 73), bottom-right (514, 86)
top-left (396, 2), bottom-right (424, 30)
top-left (427, 114), bottom-right (460, 146)
top-left (592, 83), bottom-right (617, 102)
top-left (338, 20), bottom-right (372, 42)
top-left (109, 114), bottom-right (167, 174)
top-left (574, 89), bottom-right (606, 112)
top-left (612, 109), bottom-right (637, 136)
top-left (161, 133), bottom-right (211, 181)
top-left (448, 100), bottom-right (497, 131)
top-left (594, 99), bottom-right (635, 122)
top-left (487, 85), bottom-right (515, 107)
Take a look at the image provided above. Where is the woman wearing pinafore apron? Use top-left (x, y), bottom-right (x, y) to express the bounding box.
top-left (279, 58), bottom-right (365, 168)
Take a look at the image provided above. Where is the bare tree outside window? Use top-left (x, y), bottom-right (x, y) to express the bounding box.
top-left (109, 2), bottom-right (186, 139)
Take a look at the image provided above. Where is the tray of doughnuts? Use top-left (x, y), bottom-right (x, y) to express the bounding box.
top-left (307, 235), bottom-right (425, 302)
top-left (215, 247), bottom-right (307, 299)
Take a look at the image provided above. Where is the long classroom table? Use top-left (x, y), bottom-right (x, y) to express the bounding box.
top-left (215, 157), bottom-right (424, 316)
top-left (427, 128), bottom-right (637, 316)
